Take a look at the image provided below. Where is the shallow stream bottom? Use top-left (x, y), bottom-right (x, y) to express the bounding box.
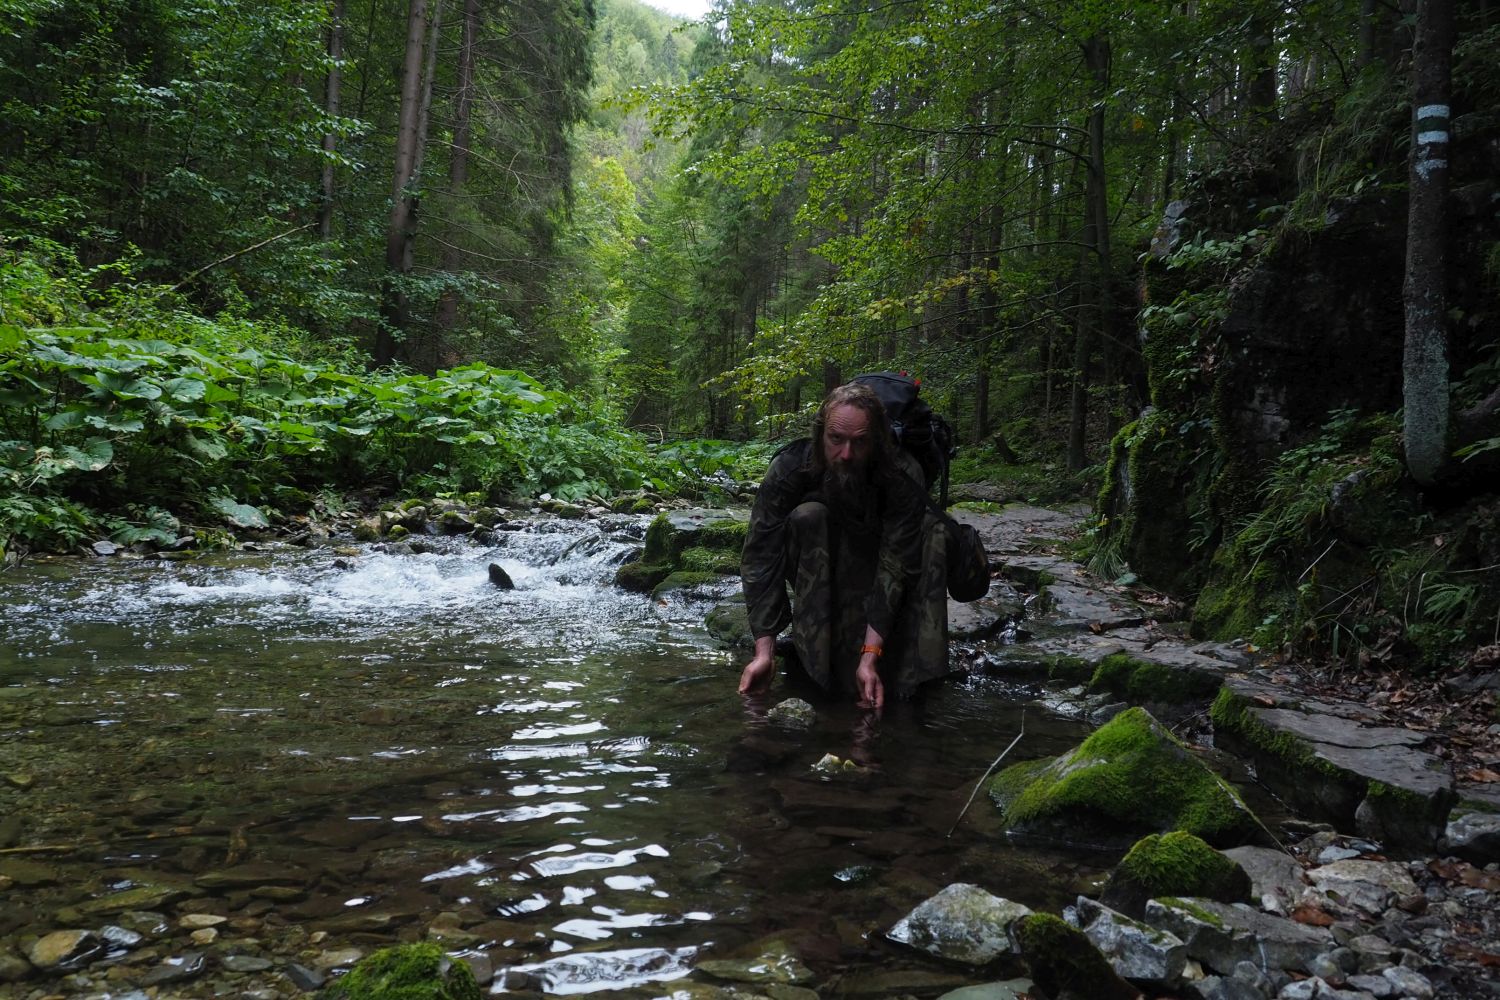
top-left (1, 525), bottom-right (1101, 995)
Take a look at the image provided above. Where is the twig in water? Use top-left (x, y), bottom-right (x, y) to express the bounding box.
top-left (947, 711), bottom-right (1025, 838)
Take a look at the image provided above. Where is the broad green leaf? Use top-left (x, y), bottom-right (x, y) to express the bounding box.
top-left (208, 496), bottom-right (270, 529)
top-left (163, 378), bottom-right (207, 403)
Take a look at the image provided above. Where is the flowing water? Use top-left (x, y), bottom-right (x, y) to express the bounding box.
top-left (0, 516), bottom-right (1101, 996)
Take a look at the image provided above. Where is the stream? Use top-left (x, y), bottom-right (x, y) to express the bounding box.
top-left (0, 515), bottom-right (1101, 997)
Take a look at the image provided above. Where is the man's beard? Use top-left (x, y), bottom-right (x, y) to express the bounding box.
top-left (822, 459), bottom-right (873, 521)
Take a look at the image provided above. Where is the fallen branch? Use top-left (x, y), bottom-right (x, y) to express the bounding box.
top-left (948, 711), bottom-right (1025, 837)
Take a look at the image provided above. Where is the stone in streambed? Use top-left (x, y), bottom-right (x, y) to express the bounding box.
top-left (1142, 897), bottom-right (1333, 976)
top-left (139, 951), bottom-right (207, 986)
top-left (1070, 896), bottom-right (1187, 987)
top-left (319, 942), bottom-right (481, 1000)
top-left (696, 938), bottom-right (814, 985)
top-left (28, 929), bottom-right (103, 970)
top-left (766, 698), bottom-right (815, 729)
top-left (887, 883), bottom-right (1032, 965)
top-left (1011, 912), bottom-right (1141, 1000)
top-left (487, 563), bottom-right (515, 589)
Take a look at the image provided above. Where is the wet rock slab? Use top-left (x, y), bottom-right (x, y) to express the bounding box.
top-left (1217, 677), bottom-right (1456, 851)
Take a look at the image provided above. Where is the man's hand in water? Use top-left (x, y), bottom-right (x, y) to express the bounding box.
top-left (738, 635), bottom-right (776, 695)
top-left (855, 656), bottom-right (884, 712)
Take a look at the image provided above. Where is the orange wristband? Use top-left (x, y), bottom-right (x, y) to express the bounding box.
top-left (860, 644), bottom-right (883, 657)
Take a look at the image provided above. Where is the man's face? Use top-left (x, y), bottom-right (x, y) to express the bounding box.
top-left (822, 403), bottom-right (872, 472)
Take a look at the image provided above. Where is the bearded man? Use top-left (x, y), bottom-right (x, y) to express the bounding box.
top-left (737, 382), bottom-right (949, 709)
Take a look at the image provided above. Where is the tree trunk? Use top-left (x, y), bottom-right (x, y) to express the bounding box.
top-left (377, 0), bottom-right (431, 367)
top-left (318, 0), bottom-right (344, 241)
top-left (1244, 14), bottom-right (1279, 120)
top-left (1069, 35), bottom-right (1113, 473)
top-left (1402, 0), bottom-right (1454, 486)
top-left (436, 0), bottom-right (479, 333)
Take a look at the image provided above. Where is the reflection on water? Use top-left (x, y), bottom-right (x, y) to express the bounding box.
top-left (0, 517), bottom-right (1099, 995)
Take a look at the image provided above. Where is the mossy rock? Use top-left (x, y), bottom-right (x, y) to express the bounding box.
top-left (615, 560), bottom-right (672, 593)
top-left (706, 598), bottom-right (753, 650)
top-left (1089, 654), bottom-right (1222, 705)
top-left (1099, 831), bottom-right (1252, 919)
top-left (651, 571), bottom-right (721, 600)
top-left (642, 513), bottom-right (748, 567)
top-left (641, 514), bottom-right (682, 565)
top-left (1012, 913), bottom-right (1139, 1000)
top-left (680, 545), bottom-right (741, 575)
top-left (698, 518), bottom-right (749, 551)
top-left (1044, 655), bottom-right (1095, 683)
top-left (987, 707), bottom-right (1258, 849)
top-left (320, 943), bottom-right (480, 1000)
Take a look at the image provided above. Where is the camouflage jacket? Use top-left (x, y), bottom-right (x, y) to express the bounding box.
top-left (741, 438), bottom-right (927, 641)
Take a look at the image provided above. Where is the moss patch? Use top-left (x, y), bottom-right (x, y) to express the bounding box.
top-left (1156, 896), bottom-right (1227, 929)
top-left (680, 545), bottom-right (740, 574)
top-left (320, 943), bottom-right (481, 1000)
top-left (1044, 655), bottom-right (1095, 683)
top-left (1089, 653), bottom-right (1222, 704)
top-left (1100, 831), bottom-right (1251, 918)
top-left (1209, 689), bottom-right (1336, 777)
top-left (988, 706), bottom-right (1256, 846)
top-left (1012, 913), bottom-right (1138, 1000)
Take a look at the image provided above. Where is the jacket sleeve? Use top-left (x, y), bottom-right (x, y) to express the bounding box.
top-left (741, 444), bottom-right (809, 639)
top-left (864, 453), bottom-right (927, 638)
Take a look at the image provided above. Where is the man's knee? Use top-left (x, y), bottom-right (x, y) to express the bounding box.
top-left (788, 501), bottom-right (829, 535)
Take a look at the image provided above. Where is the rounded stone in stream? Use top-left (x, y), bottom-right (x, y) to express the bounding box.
top-left (766, 698), bottom-right (816, 729)
top-left (100, 924), bottom-right (144, 949)
top-left (284, 961), bottom-right (326, 990)
top-left (487, 562), bottom-right (516, 589)
top-left (139, 951), bottom-right (207, 985)
top-left (28, 929), bottom-right (103, 970)
top-left (696, 939), bottom-right (814, 985)
top-left (222, 954), bottom-right (275, 973)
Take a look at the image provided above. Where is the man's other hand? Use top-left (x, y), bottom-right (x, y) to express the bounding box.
top-left (735, 650), bottom-right (774, 695)
top-left (855, 658), bottom-right (884, 712)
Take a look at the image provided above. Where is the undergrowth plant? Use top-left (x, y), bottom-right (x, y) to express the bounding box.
top-left (0, 250), bottom-right (762, 556)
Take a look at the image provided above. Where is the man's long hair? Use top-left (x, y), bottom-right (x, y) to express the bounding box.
top-left (805, 382), bottom-right (898, 480)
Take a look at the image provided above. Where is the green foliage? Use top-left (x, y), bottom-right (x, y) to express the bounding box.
top-left (0, 251), bottom-right (707, 553)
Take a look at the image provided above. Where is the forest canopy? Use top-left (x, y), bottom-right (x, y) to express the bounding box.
top-left (3, 0), bottom-right (1498, 667)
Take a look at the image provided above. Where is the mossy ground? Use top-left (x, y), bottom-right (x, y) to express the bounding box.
top-left (319, 943), bottom-right (480, 1000)
top-left (989, 707), bottom-right (1255, 845)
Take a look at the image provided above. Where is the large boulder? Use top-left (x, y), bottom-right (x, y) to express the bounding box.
top-left (987, 707), bottom-right (1259, 850)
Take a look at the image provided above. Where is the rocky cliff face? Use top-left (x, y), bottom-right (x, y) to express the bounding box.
top-left (1100, 93), bottom-right (1499, 660)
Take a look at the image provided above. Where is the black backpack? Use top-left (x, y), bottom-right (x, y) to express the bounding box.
top-left (851, 371), bottom-right (990, 602)
top-left (850, 371), bottom-right (957, 509)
